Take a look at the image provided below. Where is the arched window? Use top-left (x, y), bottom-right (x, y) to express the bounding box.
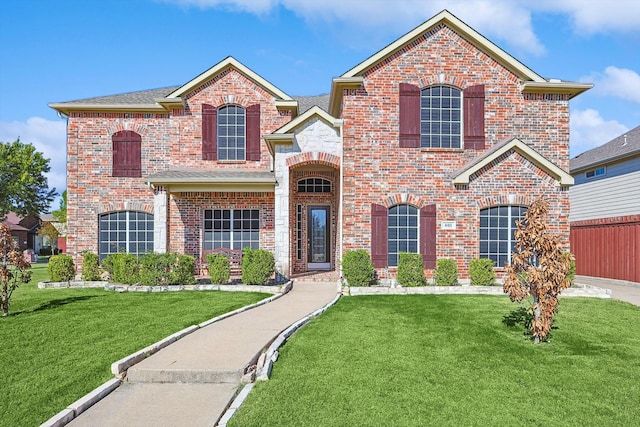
top-left (479, 205), bottom-right (527, 267)
top-left (217, 105), bottom-right (246, 161)
top-left (98, 211), bottom-right (154, 260)
top-left (420, 85), bottom-right (462, 148)
top-left (388, 204), bottom-right (419, 267)
top-left (297, 178), bottom-right (332, 193)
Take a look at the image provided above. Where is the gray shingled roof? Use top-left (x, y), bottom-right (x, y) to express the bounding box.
top-left (56, 86), bottom-right (181, 105)
top-left (54, 87), bottom-right (330, 117)
top-left (294, 94), bottom-right (330, 114)
top-left (570, 125), bottom-right (640, 172)
top-left (145, 169), bottom-right (275, 184)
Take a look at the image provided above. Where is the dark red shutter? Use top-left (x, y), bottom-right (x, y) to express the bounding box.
top-left (246, 104), bottom-right (261, 161)
top-left (420, 204), bottom-right (437, 269)
top-left (371, 203), bottom-right (388, 268)
top-left (112, 130), bottom-right (141, 177)
top-left (399, 83), bottom-right (421, 148)
top-left (202, 104), bottom-right (217, 160)
top-left (463, 84), bottom-right (485, 149)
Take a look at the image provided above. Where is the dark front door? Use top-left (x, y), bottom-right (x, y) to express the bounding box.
top-left (307, 206), bottom-right (331, 269)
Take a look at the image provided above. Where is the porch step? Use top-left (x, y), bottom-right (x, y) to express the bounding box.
top-left (292, 270), bottom-right (341, 282)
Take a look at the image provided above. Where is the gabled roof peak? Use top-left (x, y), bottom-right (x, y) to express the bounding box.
top-left (165, 56), bottom-right (293, 101)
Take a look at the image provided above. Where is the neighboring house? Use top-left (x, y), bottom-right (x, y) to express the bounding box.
top-left (49, 10), bottom-right (590, 280)
top-left (569, 125), bottom-right (640, 283)
top-left (39, 213), bottom-right (68, 253)
top-left (2, 212), bottom-right (40, 251)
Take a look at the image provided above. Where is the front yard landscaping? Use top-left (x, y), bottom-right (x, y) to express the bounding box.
top-left (0, 263), bottom-right (270, 426)
top-left (231, 294), bottom-right (640, 426)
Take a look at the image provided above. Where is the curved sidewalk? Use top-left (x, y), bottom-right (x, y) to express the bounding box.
top-left (575, 275), bottom-right (640, 306)
top-left (66, 281), bottom-right (339, 427)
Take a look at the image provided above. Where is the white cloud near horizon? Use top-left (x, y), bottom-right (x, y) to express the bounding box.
top-left (163, 0), bottom-right (640, 56)
top-left (0, 117), bottom-right (67, 210)
top-left (570, 109), bottom-right (629, 157)
top-left (585, 66), bottom-right (640, 104)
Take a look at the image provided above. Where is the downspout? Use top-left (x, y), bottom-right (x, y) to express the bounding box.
top-left (338, 119), bottom-right (345, 282)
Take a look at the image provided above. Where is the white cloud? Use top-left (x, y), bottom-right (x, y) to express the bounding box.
top-left (0, 117), bottom-right (67, 210)
top-left (586, 66), bottom-right (640, 103)
top-left (163, 0), bottom-right (640, 55)
top-left (534, 0), bottom-right (640, 34)
top-left (569, 109), bottom-right (629, 156)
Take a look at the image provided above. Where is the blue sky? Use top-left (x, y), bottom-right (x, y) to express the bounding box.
top-left (1, 0), bottom-right (639, 210)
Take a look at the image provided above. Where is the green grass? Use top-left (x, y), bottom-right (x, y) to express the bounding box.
top-left (231, 295), bottom-right (640, 426)
top-left (0, 263), bottom-right (270, 426)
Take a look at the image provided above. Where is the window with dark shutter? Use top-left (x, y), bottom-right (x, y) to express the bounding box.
top-left (202, 104), bottom-right (217, 160)
top-left (420, 85), bottom-right (462, 148)
top-left (246, 104), bottom-right (261, 161)
top-left (112, 130), bottom-right (141, 177)
top-left (371, 204), bottom-right (388, 268)
top-left (463, 84), bottom-right (485, 149)
top-left (217, 105), bottom-right (246, 161)
top-left (420, 204), bottom-right (437, 269)
top-left (399, 83), bottom-right (421, 148)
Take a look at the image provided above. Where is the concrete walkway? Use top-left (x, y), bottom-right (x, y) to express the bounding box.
top-left (575, 275), bottom-right (640, 306)
top-left (66, 281), bottom-right (339, 427)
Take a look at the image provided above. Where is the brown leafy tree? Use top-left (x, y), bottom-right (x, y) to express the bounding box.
top-left (503, 197), bottom-right (572, 343)
top-left (1, 223), bottom-right (32, 316)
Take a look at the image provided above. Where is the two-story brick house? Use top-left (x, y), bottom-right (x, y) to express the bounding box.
top-left (50, 10), bottom-right (590, 280)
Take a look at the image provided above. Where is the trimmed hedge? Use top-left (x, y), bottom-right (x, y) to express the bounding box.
top-left (48, 255), bottom-right (75, 282)
top-left (397, 252), bottom-right (427, 287)
top-left (206, 253), bottom-right (231, 285)
top-left (342, 249), bottom-right (375, 287)
top-left (469, 258), bottom-right (496, 286)
top-left (242, 248), bottom-right (274, 285)
top-left (172, 254), bottom-right (197, 286)
top-left (81, 252), bottom-right (101, 281)
top-left (110, 253), bottom-right (140, 285)
top-left (434, 258), bottom-right (458, 286)
top-left (140, 253), bottom-right (174, 286)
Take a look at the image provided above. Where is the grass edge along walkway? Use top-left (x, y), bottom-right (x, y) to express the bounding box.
top-left (1, 263), bottom-right (271, 427)
top-left (231, 294), bottom-right (640, 427)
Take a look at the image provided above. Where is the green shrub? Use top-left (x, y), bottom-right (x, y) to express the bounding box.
top-left (140, 253), bottom-right (175, 286)
top-left (81, 252), bottom-right (101, 281)
top-left (469, 258), bottom-right (496, 286)
top-left (342, 249), bottom-right (375, 287)
top-left (434, 258), bottom-right (458, 286)
top-left (111, 253), bottom-right (139, 285)
top-left (171, 254), bottom-right (197, 286)
top-left (564, 252), bottom-right (576, 285)
top-left (206, 253), bottom-right (231, 285)
top-left (48, 255), bottom-right (75, 282)
top-left (101, 254), bottom-right (116, 275)
top-left (397, 252), bottom-right (427, 287)
top-left (241, 248), bottom-right (274, 285)
top-left (39, 247), bottom-right (52, 257)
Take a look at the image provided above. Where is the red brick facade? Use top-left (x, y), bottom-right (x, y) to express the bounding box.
top-left (54, 11), bottom-right (582, 280)
top-left (340, 25), bottom-right (571, 279)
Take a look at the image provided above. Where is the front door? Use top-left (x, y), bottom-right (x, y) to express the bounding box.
top-left (307, 206), bottom-right (331, 270)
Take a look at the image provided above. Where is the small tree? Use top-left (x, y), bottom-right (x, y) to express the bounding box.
top-left (38, 221), bottom-right (60, 249)
top-left (1, 224), bottom-right (32, 316)
top-left (503, 197), bottom-right (572, 343)
top-left (52, 190), bottom-right (67, 223)
top-left (0, 139), bottom-right (57, 219)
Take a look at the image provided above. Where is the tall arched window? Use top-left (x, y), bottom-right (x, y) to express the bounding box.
top-left (388, 204), bottom-right (419, 267)
top-left (479, 205), bottom-right (527, 267)
top-left (98, 211), bottom-right (154, 260)
top-left (420, 85), bottom-right (462, 149)
top-left (217, 105), bottom-right (246, 161)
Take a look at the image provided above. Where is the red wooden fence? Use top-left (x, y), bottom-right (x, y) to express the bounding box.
top-left (570, 215), bottom-right (640, 283)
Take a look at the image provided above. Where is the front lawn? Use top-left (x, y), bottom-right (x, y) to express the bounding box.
top-left (0, 263), bottom-right (270, 426)
top-left (231, 295), bottom-right (640, 426)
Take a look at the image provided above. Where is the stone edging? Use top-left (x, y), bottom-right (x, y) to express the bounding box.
top-left (40, 281), bottom-right (293, 427)
top-left (344, 284), bottom-right (611, 298)
top-left (38, 281), bottom-right (289, 295)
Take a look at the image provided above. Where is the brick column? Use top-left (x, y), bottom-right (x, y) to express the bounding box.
top-left (153, 188), bottom-right (168, 253)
